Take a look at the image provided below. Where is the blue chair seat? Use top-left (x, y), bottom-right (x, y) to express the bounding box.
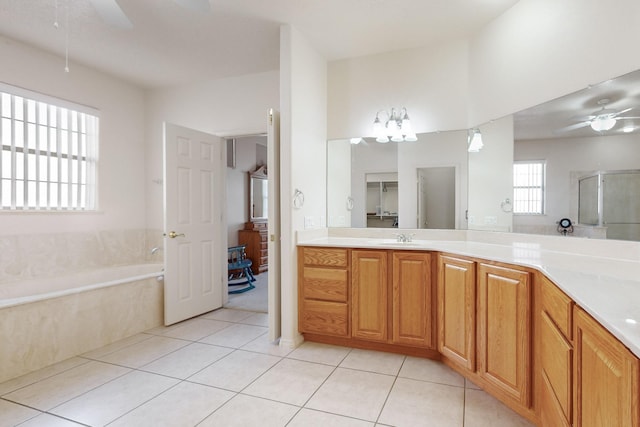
top-left (228, 245), bottom-right (256, 294)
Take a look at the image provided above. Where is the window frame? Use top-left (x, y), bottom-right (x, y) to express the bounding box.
top-left (513, 160), bottom-right (546, 215)
top-left (0, 82), bottom-right (99, 211)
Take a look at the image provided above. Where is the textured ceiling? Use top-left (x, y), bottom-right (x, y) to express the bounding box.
top-left (0, 0), bottom-right (520, 88)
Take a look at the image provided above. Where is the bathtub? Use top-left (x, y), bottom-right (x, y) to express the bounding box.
top-left (0, 263), bottom-right (164, 384)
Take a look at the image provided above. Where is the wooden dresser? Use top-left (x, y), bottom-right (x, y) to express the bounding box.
top-left (239, 220), bottom-right (268, 275)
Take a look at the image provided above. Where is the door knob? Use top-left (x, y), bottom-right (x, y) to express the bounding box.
top-left (166, 231), bottom-right (185, 238)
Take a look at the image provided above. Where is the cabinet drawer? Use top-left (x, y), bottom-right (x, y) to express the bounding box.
top-left (303, 248), bottom-right (348, 267)
top-left (302, 267), bottom-right (348, 302)
top-left (300, 300), bottom-right (349, 337)
top-left (540, 275), bottom-right (573, 339)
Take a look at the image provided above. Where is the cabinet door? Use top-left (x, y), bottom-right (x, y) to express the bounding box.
top-left (437, 255), bottom-right (476, 371)
top-left (392, 251), bottom-right (433, 348)
top-left (574, 307), bottom-right (640, 427)
top-left (352, 250), bottom-right (388, 342)
top-left (477, 263), bottom-right (531, 407)
top-left (538, 276), bottom-right (574, 427)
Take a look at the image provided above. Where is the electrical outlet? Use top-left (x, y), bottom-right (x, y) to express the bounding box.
top-left (484, 216), bottom-right (498, 225)
top-left (304, 216), bottom-right (314, 229)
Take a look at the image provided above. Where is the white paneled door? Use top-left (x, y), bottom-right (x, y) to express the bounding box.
top-left (163, 123), bottom-right (225, 325)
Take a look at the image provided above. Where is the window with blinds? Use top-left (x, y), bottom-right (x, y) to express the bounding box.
top-left (0, 84), bottom-right (98, 211)
top-left (513, 161), bottom-right (545, 215)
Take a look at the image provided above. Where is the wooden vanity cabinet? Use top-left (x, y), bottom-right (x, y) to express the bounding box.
top-left (537, 275), bottom-right (574, 427)
top-left (477, 263), bottom-right (532, 408)
top-left (391, 251), bottom-right (434, 348)
top-left (351, 249), bottom-right (389, 342)
top-left (298, 247), bottom-right (350, 337)
top-left (437, 254), bottom-right (476, 371)
top-left (574, 307), bottom-right (640, 427)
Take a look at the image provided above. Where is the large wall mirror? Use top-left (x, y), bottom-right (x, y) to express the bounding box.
top-left (328, 68), bottom-right (640, 242)
top-left (468, 68), bottom-right (640, 241)
top-left (327, 130), bottom-right (468, 230)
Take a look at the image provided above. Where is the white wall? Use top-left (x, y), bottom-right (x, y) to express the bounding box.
top-left (279, 24), bottom-right (327, 347)
top-left (514, 133), bottom-right (640, 232)
top-left (144, 71), bottom-right (279, 231)
top-left (0, 36), bottom-right (147, 234)
top-left (468, 0), bottom-right (640, 126)
top-left (328, 40), bottom-right (469, 139)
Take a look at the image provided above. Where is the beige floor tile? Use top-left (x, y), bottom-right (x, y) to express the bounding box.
top-left (2, 361), bottom-right (130, 410)
top-left (157, 318), bottom-right (233, 341)
top-left (200, 308), bottom-right (254, 322)
top-left (464, 389), bottom-right (534, 427)
top-left (339, 348), bottom-right (405, 376)
top-left (378, 377), bottom-right (464, 427)
top-left (141, 342), bottom-right (233, 379)
top-left (94, 335), bottom-right (190, 368)
top-left (108, 381), bottom-right (234, 427)
top-left (240, 334), bottom-right (295, 357)
top-left (0, 357), bottom-right (89, 396)
top-left (188, 349), bottom-right (281, 392)
top-left (305, 367), bottom-right (395, 422)
top-left (288, 408), bottom-right (375, 427)
top-left (82, 333), bottom-right (153, 359)
top-left (50, 370), bottom-right (178, 426)
top-left (199, 394), bottom-right (298, 427)
top-left (287, 341), bottom-right (351, 366)
top-left (16, 413), bottom-right (85, 426)
top-left (398, 356), bottom-right (465, 387)
top-left (198, 323), bottom-right (268, 348)
top-left (466, 377), bottom-right (483, 390)
top-left (243, 358), bottom-right (334, 406)
top-left (240, 312), bottom-right (269, 326)
top-left (0, 399), bottom-right (41, 427)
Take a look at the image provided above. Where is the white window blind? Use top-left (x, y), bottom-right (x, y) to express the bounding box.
top-left (0, 84), bottom-right (98, 211)
top-left (513, 161), bottom-right (545, 214)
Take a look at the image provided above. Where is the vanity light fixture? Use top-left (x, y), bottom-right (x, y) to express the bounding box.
top-left (468, 128), bottom-right (483, 152)
top-left (373, 107), bottom-right (418, 143)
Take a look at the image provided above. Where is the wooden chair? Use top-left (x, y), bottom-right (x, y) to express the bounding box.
top-left (228, 245), bottom-right (256, 294)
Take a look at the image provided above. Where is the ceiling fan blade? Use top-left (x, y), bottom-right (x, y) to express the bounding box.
top-left (612, 107), bottom-right (633, 117)
top-left (555, 121), bottom-right (591, 133)
top-left (89, 0), bottom-right (133, 29)
top-left (616, 117), bottom-right (640, 120)
top-left (173, 0), bottom-right (211, 12)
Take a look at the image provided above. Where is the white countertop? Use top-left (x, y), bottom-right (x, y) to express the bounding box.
top-left (297, 229), bottom-right (640, 358)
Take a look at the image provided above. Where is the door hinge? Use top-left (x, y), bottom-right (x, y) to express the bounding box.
top-left (269, 108), bottom-right (273, 125)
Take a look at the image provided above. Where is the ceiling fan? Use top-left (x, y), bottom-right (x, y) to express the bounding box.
top-left (556, 98), bottom-right (640, 133)
top-left (88, 0), bottom-right (211, 29)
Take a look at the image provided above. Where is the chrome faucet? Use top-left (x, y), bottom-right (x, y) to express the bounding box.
top-left (394, 233), bottom-right (415, 243)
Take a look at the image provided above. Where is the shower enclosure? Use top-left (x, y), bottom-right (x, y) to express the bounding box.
top-left (578, 170), bottom-right (640, 241)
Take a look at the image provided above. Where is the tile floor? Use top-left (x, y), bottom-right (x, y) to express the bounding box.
top-left (0, 308), bottom-right (534, 427)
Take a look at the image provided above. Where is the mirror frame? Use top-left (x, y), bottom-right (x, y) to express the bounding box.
top-left (249, 165), bottom-right (268, 221)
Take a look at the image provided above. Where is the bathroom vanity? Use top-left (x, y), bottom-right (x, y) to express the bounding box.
top-left (297, 230), bottom-right (640, 426)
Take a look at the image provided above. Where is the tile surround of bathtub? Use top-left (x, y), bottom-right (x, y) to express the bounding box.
top-left (0, 229), bottom-right (165, 284)
top-left (0, 278), bottom-right (163, 383)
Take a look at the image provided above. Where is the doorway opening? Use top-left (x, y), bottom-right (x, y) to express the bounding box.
top-left (224, 134), bottom-right (269, 313)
